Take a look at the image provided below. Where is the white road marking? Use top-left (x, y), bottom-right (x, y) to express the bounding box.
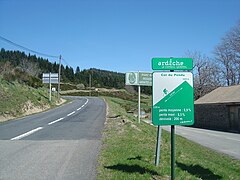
top-left (67, 111), bottom-right (75, 116)
top-left (77, 105), bottom-right (85, 111)
top-left (10, 98), bottom-right (90, 140)
top-left (11, 127), bottom-right (43, 140)
top-left (77, 98), bottom-right (89, 111)
top-left (48, 117), bottom-right (64, 125)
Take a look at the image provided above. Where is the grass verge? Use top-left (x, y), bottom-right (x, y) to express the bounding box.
top-left (0, 77), bottom-right (63, 122)
top-left (97, 97), bottom-right (240, 179)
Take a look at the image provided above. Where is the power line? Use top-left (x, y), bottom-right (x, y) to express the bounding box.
top-left (0, 35), bottom-right (59, 59)
top-left (62, 58), bottom-right (70, 67)
top-left (0, 35), bottom-right (72, 67)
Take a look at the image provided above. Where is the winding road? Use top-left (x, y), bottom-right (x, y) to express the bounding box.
top-left (0, 96), bottom-right (106, 180)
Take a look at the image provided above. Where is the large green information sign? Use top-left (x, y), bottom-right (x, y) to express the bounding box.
top-left (152, 72), bottom-right (194, 125)
top-left (152, 58), bottom-right (193, 70)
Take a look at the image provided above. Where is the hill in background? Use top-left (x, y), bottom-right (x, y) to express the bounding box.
top-left (0, 48), bottom-right (152, 122)
top-left (0, 48), bottom-right (151, 94)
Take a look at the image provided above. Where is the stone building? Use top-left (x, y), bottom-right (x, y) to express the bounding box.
top-left (194, 85), bottom-right (240, 133)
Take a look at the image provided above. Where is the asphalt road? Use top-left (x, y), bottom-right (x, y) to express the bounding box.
top-left (163, 125), bottom-right (240, 160)
top-left (0, 96), bottom-right (106, 180)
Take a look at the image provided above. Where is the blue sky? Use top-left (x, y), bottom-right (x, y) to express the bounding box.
top-left (0, 0), bottom-right (239, 73)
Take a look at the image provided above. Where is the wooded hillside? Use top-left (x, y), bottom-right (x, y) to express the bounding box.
top-left (0, 48), bottom-right (125, 89)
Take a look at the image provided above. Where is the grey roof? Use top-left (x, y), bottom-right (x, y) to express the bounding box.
top-left (195, 85), bottom-right (240, 104)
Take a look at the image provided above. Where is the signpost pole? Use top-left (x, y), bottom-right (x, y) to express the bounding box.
top-left (155, 125), bottom-right (162, 166)
top-left (125, 72), bottom-right (152, 124)
top-left (171, 125), bottom-right (175, 180)
top-left (58, 55), bottom-right (61, 100)
top-left (49, 72), bottom-right (51, 102)
top-left (170, 68), bottom-right (175, 180)
top-left (89, 73), bottom-right (92, 96)
top-left (138, 85), bottom-right (141, 123)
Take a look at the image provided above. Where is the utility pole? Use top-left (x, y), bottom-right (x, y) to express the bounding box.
top-left (138, 85), bottom-right (141, 123)
top-left (89, 73), bottom-right (92, 96)
top-left (58, 55), bottom-right (62, 100)
top-left (49, 72), bottom-right (52, 102)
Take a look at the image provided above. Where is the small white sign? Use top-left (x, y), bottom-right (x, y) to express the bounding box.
top-left (42, 73), bottom-right (59, 84)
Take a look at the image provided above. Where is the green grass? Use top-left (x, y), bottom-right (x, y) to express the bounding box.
top-left (97, 97), bottom-right (240, 180)
top-left (0, 77), bottom-right (59, 118)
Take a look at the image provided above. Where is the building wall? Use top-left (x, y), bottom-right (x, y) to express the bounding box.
top-left (229, 106), bottom-right (240, 132)
top-left (194, 104), bottom-right (230, 132)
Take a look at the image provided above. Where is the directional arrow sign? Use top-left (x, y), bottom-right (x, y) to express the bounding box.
top-left (152, 72), bottom-right (194, 125)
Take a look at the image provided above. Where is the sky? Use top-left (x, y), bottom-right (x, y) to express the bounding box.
top-left (0, 0), bottom-right (239, 73)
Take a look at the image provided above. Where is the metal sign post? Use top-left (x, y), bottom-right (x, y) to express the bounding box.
top-left (125, 72), bottom-right (152, 123)
top-left (155, 126), bottom-right (162, 166)
top-left (49, 72), bottom-right (51, 102)
top-left (171, 125), bottom-right (175, 180)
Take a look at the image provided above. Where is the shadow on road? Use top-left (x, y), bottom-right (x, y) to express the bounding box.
top-left (176, 162), bottom-right (222, 179)
top-left (105, 164), bottom-right (159, 175)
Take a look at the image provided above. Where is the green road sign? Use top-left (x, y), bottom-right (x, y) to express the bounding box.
top-left (125, 72), bottom-right (152, 86)
top-left (138, 72), bottom-right (152, 86)
top-left (152, 58), bottom-right (193, 70)
top-left (152, 72), bottom-right (194, 125)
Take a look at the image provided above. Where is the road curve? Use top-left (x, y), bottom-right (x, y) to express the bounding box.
top-left (0, 96), bottom-right (106, 180)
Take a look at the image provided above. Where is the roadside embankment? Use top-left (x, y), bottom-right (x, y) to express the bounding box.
top-left (0, 78), bottom-right (66, 122)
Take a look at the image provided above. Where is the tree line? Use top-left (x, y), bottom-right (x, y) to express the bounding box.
top-left (0, 48), bottom-right (126, 89)
top-left (0, 48), bottom-right (153, 94)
